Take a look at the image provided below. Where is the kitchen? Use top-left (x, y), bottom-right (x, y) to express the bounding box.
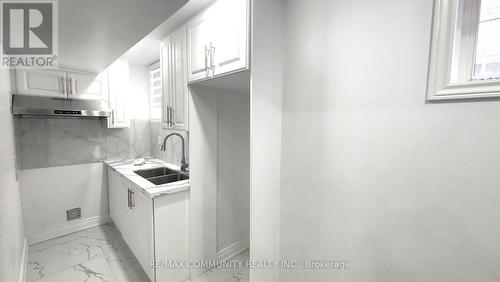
top-left (3, 0), bottom-right (500, 282)
top-left (3, 0), bottom-right (252, 281)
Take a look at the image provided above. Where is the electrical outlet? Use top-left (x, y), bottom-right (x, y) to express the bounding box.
top-left (66, 208), bottom-right (81, 221)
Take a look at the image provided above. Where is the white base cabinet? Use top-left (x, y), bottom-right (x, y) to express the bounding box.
top-left (108, 168), bottom-right (189, 282)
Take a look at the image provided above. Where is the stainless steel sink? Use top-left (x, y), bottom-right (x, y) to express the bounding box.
top-left (134, 167), bottom-right (189, 185)
top-left (134, 167), bottom-right (178, 178)
top-left (146, 173), bottom-right (189, 185)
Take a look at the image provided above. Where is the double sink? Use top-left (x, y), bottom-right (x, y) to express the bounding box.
top-left (134, 167), bottom-right (189, 186)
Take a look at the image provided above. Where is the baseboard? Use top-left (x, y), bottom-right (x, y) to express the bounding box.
top-left (19, 237), bottom-right (28, 282)
top-left (216, 237), bottom-right (249, 261)
top-left (27, 215), bottom-right (111, 245)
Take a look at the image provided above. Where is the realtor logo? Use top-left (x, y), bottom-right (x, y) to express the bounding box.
top-left (1, 0), bottom-right (58, 68)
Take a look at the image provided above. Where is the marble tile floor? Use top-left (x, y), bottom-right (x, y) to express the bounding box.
top-left (26, 223), bottom-right (250, 282)
top-left (27, 223), bottom-right (150, 282)
top-left (189, 249), bottom-right (250, 282)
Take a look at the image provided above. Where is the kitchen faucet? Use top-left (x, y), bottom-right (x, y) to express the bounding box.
top-left (160, 133), bottom-right (189, 172)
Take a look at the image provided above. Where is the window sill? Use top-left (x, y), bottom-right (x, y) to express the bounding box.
top-left (427, 79), bottom-right (500, 101)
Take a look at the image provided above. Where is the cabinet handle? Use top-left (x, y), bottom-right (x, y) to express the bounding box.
top-left (111, 109), bottom-right (115, 124)
top-left (66, 77), bottom-right (71, 96)
top-left (210, 43), bottom-right (215, 77)
top-left (167, 106), bottom-right (170, 126)
top-left (165, 106), bottom-right (170, 125)
top-left (204, 45), bottom-right (210, 76)
top-left (166, 106), bottom-right (171, 126)
top-left (129, 190), bottom-right (135, 209)
top-left (71, 77), bottom-right (75, 96)
top-left (62, 77), bottom-right (67, 97)
top-left (127, 189), bottom-right (130, 208)
top-left (168, 107), bottom-right (174, 126)
top-left (67, 77), bottom-right (73, 96)
top-left (169, 107), bottom-right (174, 126)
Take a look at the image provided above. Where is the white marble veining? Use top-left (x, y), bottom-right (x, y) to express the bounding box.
top-left (27, 223), bottom-right (150, 282)
top-left (27, 224), bottom-right (249, 282)
top-left (107, 120), bottom-right (151, 161)
top-left (14, 118), bottom-right (48, 169)
top-left (190, 250), bottom-right (250, 282)
top-left (14, 118), bottom-right (151, 169)
top-left (46, 119), bottom-right (107, 167)
top-left (105, 158), bottom-right (190, 198)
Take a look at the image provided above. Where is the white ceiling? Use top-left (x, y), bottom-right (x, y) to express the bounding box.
top-left (58, 0), bottom-right (188, 73)
top-left (125, 0), bottom-right (216, 67)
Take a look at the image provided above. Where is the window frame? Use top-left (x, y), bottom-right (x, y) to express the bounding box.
top-left (427, 0), bottom-right (500, 101)
top-left (149, 60), bottom-right (162, 121)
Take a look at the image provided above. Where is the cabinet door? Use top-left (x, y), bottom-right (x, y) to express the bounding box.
top-left (107, 169), bottom-right (128, 235)
top-left (154, 191), bottom-right (189, 282)
top-left (68, 71), bottom-right (108, 101)
top-left (107, 59), bottom-right (130, 128)
top-left (128, 188), bottom-right (155, 281)
top-left (187, 8), bottom-right (213, 82)
top-left (15, 69), bottom-right (67, 98)
top-left (162, 27), bottom-right (189, 131)
top-left (161, 36), bottom-right (173, 129)
top-left (171, 26), bottom-right (189, 130)
top-left (212, 0), bottom-right (249, 76)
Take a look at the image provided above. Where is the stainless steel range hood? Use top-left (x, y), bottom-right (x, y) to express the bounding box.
top-left (12, 95), bottom-right (111, 118)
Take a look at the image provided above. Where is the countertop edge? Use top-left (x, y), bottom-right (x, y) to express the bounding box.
top-left (103, 160), bottom-right (190, 198)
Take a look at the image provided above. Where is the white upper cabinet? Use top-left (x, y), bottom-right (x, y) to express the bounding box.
top-left (107, 58), bottom-right (130, 128)
top-left (171, 26), bottom-right (189, 130)
top-left (14, 68), bottom-right (109, 101)
top-left (211, 0), bottom-right (249, 76)
top-left (186, 9), bottom-right (213, 82)
top-left (161, 38), bottom-right (172, 129)
top-left (15, 69), bottom-right (68, 98)
top-left (187, 0), bottom-right (249, 83)
top-left (68, 71), bottom-right (108, 101)
top-left (162, 25), bottom-right (189, 130)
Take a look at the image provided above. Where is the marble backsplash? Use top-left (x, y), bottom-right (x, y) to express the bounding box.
top-left (14, 118), bottom-right (151, 170)
top-left (150, 121), bottom-right (189, 167)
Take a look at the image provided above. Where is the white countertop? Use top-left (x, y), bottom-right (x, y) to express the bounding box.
top-left (104, 158), bottom-right (190, 198)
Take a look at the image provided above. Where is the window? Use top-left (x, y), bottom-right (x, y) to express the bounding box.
top-left (473, 0), bottom-right (500, 80)
top-left (150, 61), bottom-right (162, 120)
top-left (428, 0), bottom-right (500, 100)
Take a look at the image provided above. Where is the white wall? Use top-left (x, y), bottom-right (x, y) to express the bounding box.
top-left (0, 70), bottom-right (26, 282)
top-left (250, 0), bottom-right (284, 281)
top-left (19, 163), bottom-right (108, 244)
top-left (217, 90), bottom-right (250, 253)
top-left (279, 0), bottom-right (500, 281)
top-left (188, 86), bottom-right (218, 277)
